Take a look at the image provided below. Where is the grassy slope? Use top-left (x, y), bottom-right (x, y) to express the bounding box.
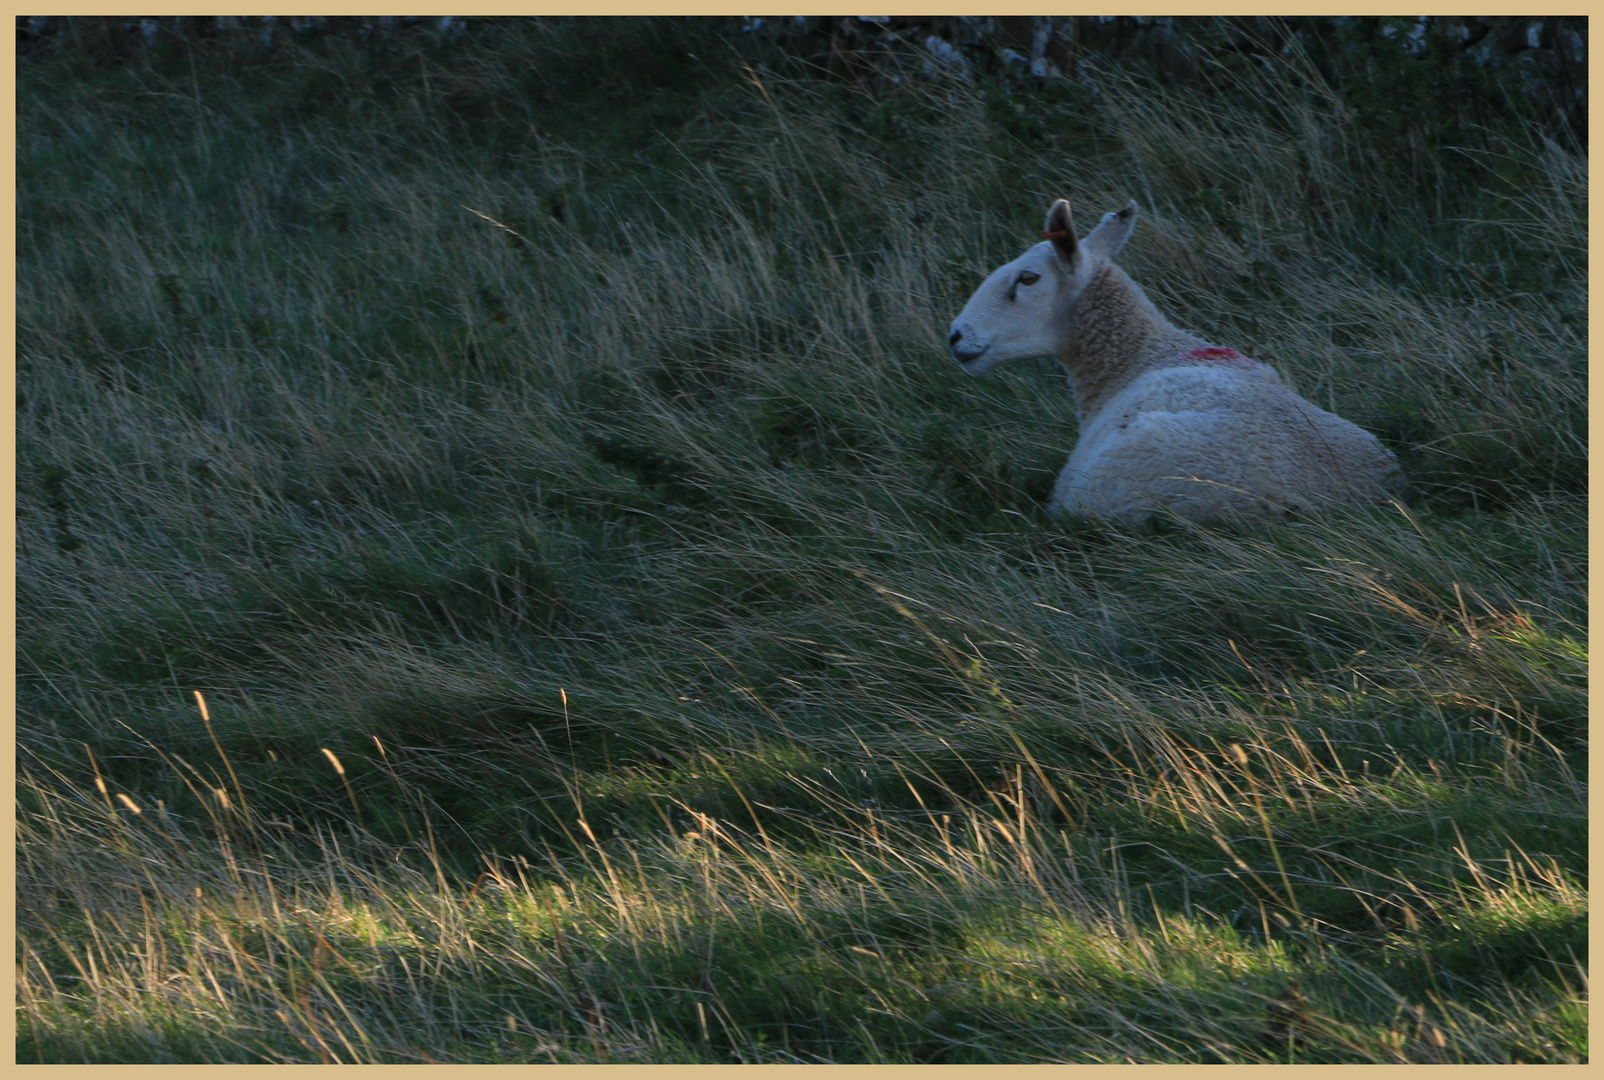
top-left (17, 18), bottom-right (1586, 1063)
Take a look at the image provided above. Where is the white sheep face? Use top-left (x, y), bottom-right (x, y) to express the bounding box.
top-left (947, 242), bottom-right (1074, 375)
top-left (949, 199), bottom-right (1137, 375)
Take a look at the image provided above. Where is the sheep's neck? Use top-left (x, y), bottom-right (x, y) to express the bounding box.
top-left (1056, 264), bottom-right (1196, 421)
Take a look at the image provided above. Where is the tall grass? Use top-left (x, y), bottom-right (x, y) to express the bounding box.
top-left (18, 19), bottom-right (1585, 1063)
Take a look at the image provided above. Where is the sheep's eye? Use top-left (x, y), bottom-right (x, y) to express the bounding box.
top-left (1018, 271), bottom-right (1040, 286)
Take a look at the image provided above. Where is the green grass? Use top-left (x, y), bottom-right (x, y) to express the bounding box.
top-left (18, 17), bottom-right (1585, 1063)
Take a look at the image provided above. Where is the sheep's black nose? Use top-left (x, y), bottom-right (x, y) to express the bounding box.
top-left (949, 330), bottom-right (962, 346)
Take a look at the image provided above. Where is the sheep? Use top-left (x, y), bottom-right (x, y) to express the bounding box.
top-left (948, 198), bottom-right (1404, 524)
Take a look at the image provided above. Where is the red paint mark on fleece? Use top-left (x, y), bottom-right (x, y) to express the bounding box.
top-left (1183, 345), bottom-right (1255, 368)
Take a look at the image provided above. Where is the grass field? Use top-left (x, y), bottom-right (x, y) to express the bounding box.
top-left (17, 18), bottom-right (1586, 1063)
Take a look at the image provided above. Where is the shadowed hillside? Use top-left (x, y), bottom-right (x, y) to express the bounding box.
top-left (18, 17), bottom-right (1585, 1064)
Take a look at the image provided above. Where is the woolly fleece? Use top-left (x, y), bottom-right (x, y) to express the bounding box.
top-left (948, 200), bottom-right (1404, 524)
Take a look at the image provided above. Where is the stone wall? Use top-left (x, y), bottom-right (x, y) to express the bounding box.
top-left (18, 15), bottom-right (1585, 144)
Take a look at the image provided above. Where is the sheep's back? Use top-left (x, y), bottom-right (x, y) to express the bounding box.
top-left (1055, 365), bottom-right (1399, 523)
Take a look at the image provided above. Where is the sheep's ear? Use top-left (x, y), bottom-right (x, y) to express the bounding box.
top-left (1043, 199), bottom-right (1079, 269)
top-left (1081, 201), bottom-right (1138, 261)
